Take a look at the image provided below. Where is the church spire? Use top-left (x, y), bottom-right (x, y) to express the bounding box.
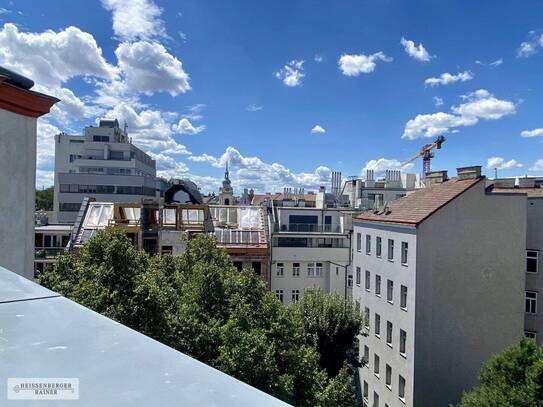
top-left (225, 161), bottom-right (230, 181)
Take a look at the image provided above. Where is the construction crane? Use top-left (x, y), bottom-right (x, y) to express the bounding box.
top-left (401, 135), bottom-right (446, 175)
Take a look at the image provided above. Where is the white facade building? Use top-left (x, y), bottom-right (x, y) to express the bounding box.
top-left (53, 119), bottom-right (158, 223)
top-left (353, 167), bottom-right (526, 407)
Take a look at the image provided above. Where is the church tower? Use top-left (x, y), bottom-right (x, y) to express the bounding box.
top-left (219, 162), bottom-right (235, 205)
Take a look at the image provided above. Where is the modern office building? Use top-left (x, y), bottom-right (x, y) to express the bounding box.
top-left (353, 167), bottom-right (525, 407)
top-left (488, 177), bottom-right (543, 343)
top-left (34, 224), bottom-right (72, 276)
top-left (53, 119), bottom-right (158, 223)
top-left (0, 66), bottom-right (58, 279)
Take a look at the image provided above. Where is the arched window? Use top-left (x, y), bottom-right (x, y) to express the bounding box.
top-left (224, 198), bottom-right (230, 205)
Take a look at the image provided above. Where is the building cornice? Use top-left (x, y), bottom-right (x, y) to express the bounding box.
top-left (0, 75), bottom-right (59, 118)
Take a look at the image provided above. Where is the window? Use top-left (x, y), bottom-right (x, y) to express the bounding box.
top-left (276, 263), bottom-right (284, 277)
top-left (365, 270), bottom-right (371, 291)
top-left (401, 242), bottom-right (408, 265)
top-left (160, 245), bottom-right (173, 255)
top-left (385, 364), bottom-right (392, 389)
top-left (526, 291), bottom-right (538, 314)
top-left (347, 274), bottom-right (353, 287)
top-left (363, 381), bottom-right (369, 402)
top-left (93, 135), bottom-right (109, 142)
top-left (387, 280), bottom-right (394, 303)
top-left (401, 285), bottom-right (408, 310)
top-left (252, 262), bottom-right (262, 276)
top-left (373, 392), bottom-right (379, 407)
top-left (376, 236), bottom-right (382, 257)
top-left (275, 290), bottom-right (284, 303)
top-left (366, 234), bottom-right (371, 254)
top-left (292, 263), bottom-right (300, 277)
top-left (375, 313), bottom-right (381, 337)
top-left (292, 289), bottom-right (300, 302)
top-left (356, 267), bottom-right (361, 286)
top-left (527, 250), bottom-right (539, 273)
top-left (315, 262), bottom-right (323, 277)
top-left (364, 307), bottom-right (370, 329)
top-left (388, 239), bottom-right (394, 261)
top-left (525, 331), bottom-right (537, 340)
top-left (308, 263), bottom-right (315, 277)
top-left (363, 345), bottom-right (370, 366)
top-left (374, 354), bottom-right (380, 377)
top-left (400, 329), bottom-right (407, 356)
top-left (386, 321), bottom-right (393, 347)
top-left (357, 233), bottom-right (362, 252)
top-left (398, 375), bottom-right (406, 402)
top-left (375, 275), bottom-right (381, 296)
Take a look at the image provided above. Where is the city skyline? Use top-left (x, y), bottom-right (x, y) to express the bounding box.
top-left (2, 0), bottom-right (543, 193)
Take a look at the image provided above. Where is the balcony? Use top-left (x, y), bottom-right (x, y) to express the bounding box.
top-left (35, 247), bottom-right (66, 259)
top-left (274, 223), bottom-right (343, 234)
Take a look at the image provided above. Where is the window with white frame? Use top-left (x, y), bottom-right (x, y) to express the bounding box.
top-left (308, 263), bottom-right (315, 277)
top-left (373, 391), bottom-right (379, 407)
top-left (275, 290), bottom-right (284, 303)
top-left (375, 313), bottom-right (381, 337)
top-left (276, 263), bottom-right (284, 277)
top-left (526, 291), bottom-right (538, 314)
top-left (385, 364), bottom-right (392, 389)
top-left (386, 321), bottom-right (393, 347)
top-left (400, 329), bottom-right (407, 356)
top-left (527, 250), bottom-right (539, 273)
top-left (400, 285), bottom-right (407, 310)
top-left (401, 242), bottom-right (408, 265)
top-left (366, 234), bottom-right (371, 254)
top-left (364, 307), bottom-right (370, 329)
top-left (292, 289), bottom-right (300, 302)
top-left (357, 233), bottom-right (362, 252)
top-left (388, 239), bottom-right (394, 261)
top-left (387, 280), bottom-right (394, 303)
top-left (374, 353), bottom-right (380, 377)
top-left (525, 331), bottom-right (537, 340)
top-left (315, 262), bottom-right (323, 277)
top-left (398, 375), bottom-right (406, 401)
top-left (347, 275), bottom-right (353, 287)
top-left (292, 262), bottom-right (300, 277)
top-left (375, 275), bottom-right (382, 296)
top-left (356, 267), bottom-right (361, 286)
top-left (376, 236), bottom-right (382, 258)
top-left (365, 270), bottom-right (371, 291)
top-left (363, 381), bottom-right (369, 402)
top-left (363, 345), bottom-right (369, 366)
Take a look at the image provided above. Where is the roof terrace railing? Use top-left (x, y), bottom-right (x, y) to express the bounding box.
top-left (274, 223), bottom-right (342, 233)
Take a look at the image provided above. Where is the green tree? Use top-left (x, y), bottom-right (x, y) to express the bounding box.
top-left (458, 337), bottom-right (543, 407)
top-left (40, 230), bottom-right (359, 406)
top-left (35, 186), bottom-right (54, 211)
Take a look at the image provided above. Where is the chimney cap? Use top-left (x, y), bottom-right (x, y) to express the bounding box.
top-left (456, 166), bottom-right (482, 180)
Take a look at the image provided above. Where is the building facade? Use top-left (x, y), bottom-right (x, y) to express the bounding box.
top-left (353, 167), bottom-right (525, 407)
top-left (53, 119), bottom-right (158, 224)
top-left (0, 66), bottom-right (58, 279)
top-left (34, 224), bottom-right (71, 276)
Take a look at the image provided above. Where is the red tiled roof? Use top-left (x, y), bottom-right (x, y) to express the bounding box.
top-left (355, 177), bottom-right (483, 225)
top-left (251, 193), bottom-right (316, 205)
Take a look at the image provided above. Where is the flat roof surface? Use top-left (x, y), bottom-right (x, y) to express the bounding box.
top-left (489, 187), bottom-right (543, 197)
top-left (0, 267), bottom-right (289, 406)
top-left (35, 224), bottom-right (73, 232)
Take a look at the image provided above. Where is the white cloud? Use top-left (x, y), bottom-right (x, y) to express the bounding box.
top-left (490, 58), bottom-right (504, 67)
top-left (148, 152), bottom-right (190, 179)
top-left (486, 157), bottom-right (522, 170)
top-left (35, 120), bottom-right (62, 187)
top-left (521, 128), bottom-right (543, 138)
top-left (311, 125), bottom-right (326, 134)
top-left (400, 37), bottom-right (432, 62)
top-left (425, 71), bottom-right (473, 87)
top-left (517, 32), bottom-right (543, 58)
top-left (338, 52), bottom-right (392, 76)
top-left (530, 160), bottom-right (543, 171)
top-left (433, 96), bottom-right (444, 107)
top-left (188, 153), bottom-right (218, 164)
top-left (275, 60), bottom-right (305, 87)
top-left (246, 104), bottom-right (263, 112)
top-left (314, 54), bottom-right (323, 62)
top-left (362, 158), bottom-right (413, 175)
top-left (403, 89), bottom-right (516, 139)
top-left (175, 118), bottom-right (205, 135)
top-left (115, 41), bottom-right (191, 96)
top-left (101, 0), bottom-right (166, 41)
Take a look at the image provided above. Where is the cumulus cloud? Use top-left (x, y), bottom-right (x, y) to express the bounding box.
top-left (530, 160), bottom-right (543, 171)
top-left (400, 37), bottom-right (432, 62)
top-left (275, 60), bottom-right (305, 87)
top-left (148, 152), bottom-right (189, 179)
top-left (314, 54), bottom-right (323, 62)
top-left (521, 128), bottom-right (543, 138)
top-left (517, 31), bottom-right (543, 58)
top-left (101, 0), bottom-right (166, 41)
top-left (175, 118), bottom-right (205, 135)
top-left (486, 157), bottom-right (522, 170)
top-left (246, 104), bottom-right (263, 112)
top-left (338, 52), bottom-right (392, 76)
top-left (362, 158), bottom-right (413, 175)
top-left (433, 96), bottom-right (444, 107)
top-left (425, 71), bottom-right (473, 87)
top-left (311, 125), bottom-right (326, 134)
top-left (115, 41), bottom-right (190, 96)
top-left (403, 89), bottom-right (516, 139)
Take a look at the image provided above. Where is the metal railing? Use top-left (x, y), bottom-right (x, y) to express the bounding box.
top-left (274, 223), bottom-right (342, 233)
top-left (35, 247), bottom-right (66, 259)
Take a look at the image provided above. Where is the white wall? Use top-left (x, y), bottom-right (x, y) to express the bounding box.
top-left (0, 108), bottom-right (37, 279)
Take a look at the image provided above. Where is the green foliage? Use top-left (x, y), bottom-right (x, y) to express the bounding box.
top-left (289, 288), bottom-right (364, 377)
top-left (35, 186), bottom-right (54, 211)
top-left (458, 337), bottom-right (543, 407)
top-left (39, 229), bottom-right (359, 406)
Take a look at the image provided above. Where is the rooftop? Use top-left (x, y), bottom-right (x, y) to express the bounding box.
top-left (489, 187), bottom-right (543, 197)
top-left (355, 177), bottom-right (483, 226)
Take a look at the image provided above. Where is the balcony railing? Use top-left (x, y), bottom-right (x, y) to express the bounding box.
top-left (35, 247), bottom-right (66, 259)
top-left (274, 223), bottom-right (342, 233)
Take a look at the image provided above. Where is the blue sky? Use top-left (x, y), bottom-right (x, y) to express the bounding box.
top-left (2, 0), bottom-right (543, 192)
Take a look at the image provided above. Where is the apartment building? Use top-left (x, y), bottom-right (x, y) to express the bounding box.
top-left (0, 66), bottom-right (58, 279)
top-left (488, 178), bottom-right (543, 343)
top-left (270, 206), bottom-right (356, 305)
top-left (344, 170), bottom-right (423, 210)
top-left (53, 119), bottom-right (158, 224)
top-left (353, 167), bottom-right (525, 407)
top-left (34, 224), bottom-right (71, 276)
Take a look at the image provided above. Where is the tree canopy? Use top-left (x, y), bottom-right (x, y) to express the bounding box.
top-left (39, 229), bottom-right (361, 406)
top-left (458, 337), bottom-right (543, 407)
top-left (35, 186), bottom-right (54, 211)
